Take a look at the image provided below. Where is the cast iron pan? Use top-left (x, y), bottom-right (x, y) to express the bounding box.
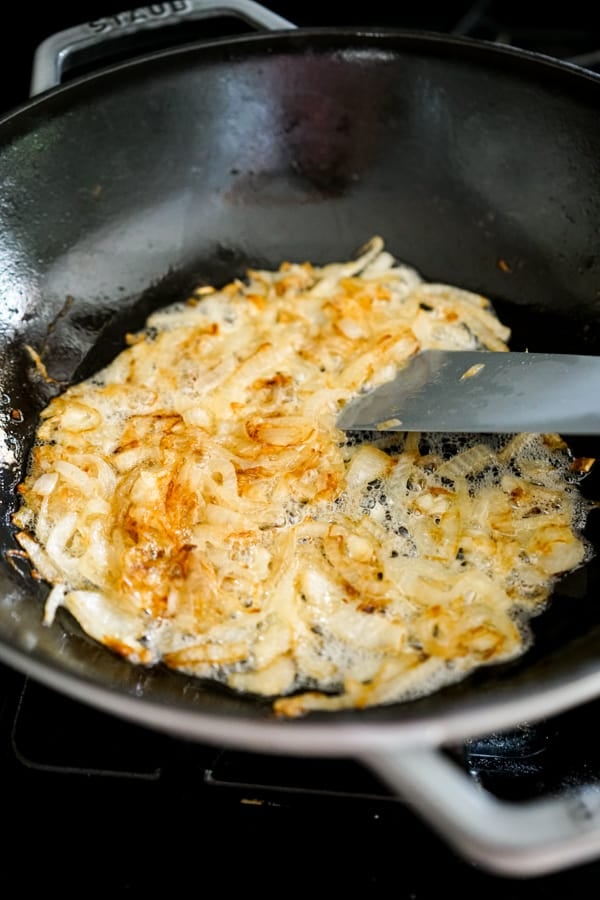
top-left (2, 24), bottom-right (600, 872)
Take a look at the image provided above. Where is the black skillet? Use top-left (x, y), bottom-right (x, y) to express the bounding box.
top-left (1, 0), bottom-right (600, 876)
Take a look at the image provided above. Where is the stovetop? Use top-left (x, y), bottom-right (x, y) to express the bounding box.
top-left (4, 656), bottom-right (600, 892)
top-left (5, 657), bottom-right (600, 893)
top-left (2, 1), bottom-right (600, 891)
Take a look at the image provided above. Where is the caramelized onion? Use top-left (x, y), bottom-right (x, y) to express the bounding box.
top-left (12, 237), bottom-right (594, 717)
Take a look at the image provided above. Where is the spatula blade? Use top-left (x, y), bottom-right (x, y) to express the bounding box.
top-left (336, 350), bottom-right (600, 434)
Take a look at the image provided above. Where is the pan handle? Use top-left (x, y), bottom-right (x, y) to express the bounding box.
top-left (364, 745), bottom-right (600, 876)
top-left (30, 0), bottom-right (296, 96)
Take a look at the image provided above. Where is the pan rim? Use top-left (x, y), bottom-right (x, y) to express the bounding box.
top-left (3, 641), bottom-right (600, 753)
top-left (2, 25), bottom-right (600, 129)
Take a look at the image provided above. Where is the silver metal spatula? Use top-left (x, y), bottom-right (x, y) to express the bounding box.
top-left (336, 350), bottom-right (600, 434)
